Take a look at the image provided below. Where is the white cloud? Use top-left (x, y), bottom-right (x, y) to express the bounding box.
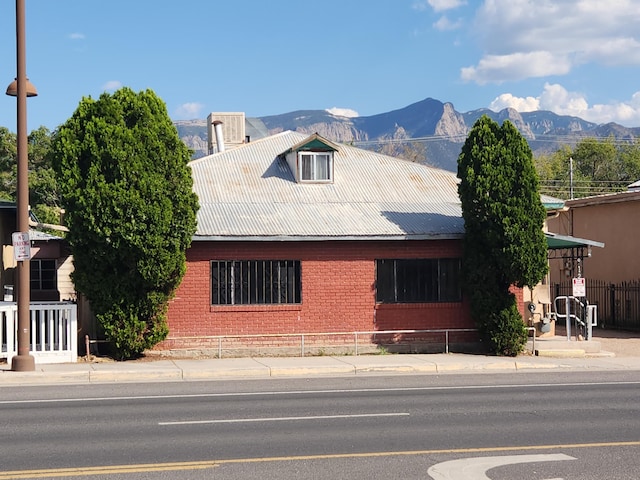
top-left (102, 80), bottom-right (122, 91)
top-left (463, 0), bottom-right (640, 84)
top-left (412, 0), bottom-right (466, 11)
top-left (461, 51), bottom-right (571, 84)
top-left (489, 93), bottom-right (540, 112)
top-left (326, 107), bottom-right (359, 118)
top-left (489, 83), bottom-right (640, 127)
top-left (433, 15), bottom-right (462, 31)
top-left (68, 33), bottom-right (85, 40)
top-left (413, 0), bottom-right (466, 12)
top-left (174, 102), bottom-right (204, 119)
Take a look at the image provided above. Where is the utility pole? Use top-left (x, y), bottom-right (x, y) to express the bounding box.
top-left (6, 0), bottom-right (37, 371)
top-left (569, 156), bottom-right (574, 200)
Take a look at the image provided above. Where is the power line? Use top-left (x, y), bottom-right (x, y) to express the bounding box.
top-left (352, 132), bottom-right (639, 148)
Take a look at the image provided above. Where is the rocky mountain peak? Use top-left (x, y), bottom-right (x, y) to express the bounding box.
top-left (435, 102), bottom-right (468, 139)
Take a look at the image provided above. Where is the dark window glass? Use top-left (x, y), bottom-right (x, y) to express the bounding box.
top-left (30, 259), bottom-right (57, 291)
top-left (376, 258), bottom-right (461, 303)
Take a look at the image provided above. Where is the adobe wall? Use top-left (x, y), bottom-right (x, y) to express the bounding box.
top-left (162, 239), bottom-right (475, 350)
top-left (547, 198), bottom-right (640, 283)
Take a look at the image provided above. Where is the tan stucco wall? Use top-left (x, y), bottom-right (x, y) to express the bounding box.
top-left (547, 192), bottom-right (640, 283)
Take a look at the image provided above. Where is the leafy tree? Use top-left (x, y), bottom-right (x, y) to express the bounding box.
top-left (0, 127), bottom-right (17, 201)
top-left (536, 137), bottom-right (640, 199)
top-left (619, 140), bottom-right (640, 182)
top-left (0, 125), bottom-right (61, 212)
top-left (457, 116), bottom-right (548, 356)
top-left (50, 87), bottom-right (199, 359)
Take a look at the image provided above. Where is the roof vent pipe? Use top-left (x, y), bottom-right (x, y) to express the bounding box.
top-left (213, 120), bottom-right (225, 153)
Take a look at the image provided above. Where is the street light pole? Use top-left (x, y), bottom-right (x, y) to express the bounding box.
top-left (8, 0), bottom-right (36, 371)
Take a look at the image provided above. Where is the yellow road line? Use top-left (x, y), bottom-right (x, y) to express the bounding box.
top-left (0, 462), bottom-right (219, 479)
top-left (1, 440), bottom-right (639, 479)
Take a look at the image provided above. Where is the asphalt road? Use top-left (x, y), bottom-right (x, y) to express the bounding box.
top-left (1, 372), bottom-right (639, 479)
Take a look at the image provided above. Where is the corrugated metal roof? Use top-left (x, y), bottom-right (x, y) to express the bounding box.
top-left (29, 229), bottom-right (62, 241)
top-left (190, 131), bottom-right (463, 240)
top-left (540, 194), bottom-right (566, 210)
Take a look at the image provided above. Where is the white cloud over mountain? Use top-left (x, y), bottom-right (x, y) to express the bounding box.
top-left (463, 0), bottom-right (640, 84)
top-left (445, 0), bottom-right (640, 126)
top-left (326, 107), bottom-right (359, 118)
top-left (174, 102), bottom-right (204, 119)
top-left (490, 83), bottom-right (640, 126)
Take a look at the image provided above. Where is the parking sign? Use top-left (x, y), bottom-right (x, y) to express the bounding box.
top-left (12, 231), bottom-right (30, 261)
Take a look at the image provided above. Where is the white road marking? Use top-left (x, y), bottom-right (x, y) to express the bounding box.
top-left (427, 454), bottom-right (575, 480)
top-left (159, 412), bottom-right (410, 426)
top-left (2, 381), bottom-right (640, 405)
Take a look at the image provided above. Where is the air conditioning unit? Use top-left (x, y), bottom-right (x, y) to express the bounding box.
top-left (207, 112), bottom-right (246, 154)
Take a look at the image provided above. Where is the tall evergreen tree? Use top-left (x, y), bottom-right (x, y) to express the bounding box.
top-left (457, 116), bottom-right (548, 355)
top-left (51, 88), bottom-right (199, 359)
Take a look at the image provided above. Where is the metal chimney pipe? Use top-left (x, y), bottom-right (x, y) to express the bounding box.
top-left (212, 120), bottom-right (225, 152)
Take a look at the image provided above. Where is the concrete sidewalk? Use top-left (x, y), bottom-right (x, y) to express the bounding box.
top-left (3, 350), bottom-right (640, 386)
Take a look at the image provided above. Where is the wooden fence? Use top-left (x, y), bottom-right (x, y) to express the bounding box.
top-left (0, 301), bottom-right (78, 364)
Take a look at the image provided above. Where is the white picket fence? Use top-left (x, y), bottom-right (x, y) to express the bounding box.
top-left (0, 301), bottom-right (78, 364)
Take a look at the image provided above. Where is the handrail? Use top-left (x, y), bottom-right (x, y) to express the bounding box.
top-left (554, 295), bottom-right (591, 340)
top-left (166, 328), bottom-right (478, 358)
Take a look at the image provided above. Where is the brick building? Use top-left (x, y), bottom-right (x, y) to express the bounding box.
top-left (162, 130), bottom-right (480, 354)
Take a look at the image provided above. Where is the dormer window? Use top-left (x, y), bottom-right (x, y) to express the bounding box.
top-left (282, 133), bottom-right (339, 184)
top-left (300, 152), bottom-right (332, 182)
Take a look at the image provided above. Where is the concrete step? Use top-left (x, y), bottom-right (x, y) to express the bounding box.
top-left (527, 337), bottom-right (603, 358)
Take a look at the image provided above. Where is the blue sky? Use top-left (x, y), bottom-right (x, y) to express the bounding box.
top-left (1, 0), bottom-right (640, 132)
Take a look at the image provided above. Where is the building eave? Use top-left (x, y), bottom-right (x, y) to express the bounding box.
top-left (192, 233), bottom-right (464, 242)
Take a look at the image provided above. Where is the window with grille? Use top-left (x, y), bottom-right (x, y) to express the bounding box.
top-left (30, 259), bottom-right (57, 291)
top-left (299, 152), bottom-right (332, 182)
top-left (211, 260), bottom-right (302, 305)
top-left (376, 258), bottom-right (462, 303)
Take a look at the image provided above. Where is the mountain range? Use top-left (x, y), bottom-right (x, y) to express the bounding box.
top-left (175, 98), bottom-right (640, 171)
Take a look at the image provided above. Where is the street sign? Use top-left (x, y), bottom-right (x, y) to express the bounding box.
top-left (12, 231), bottom-right (30, 261)
top-left (572, 277), bottom-right (586, 297)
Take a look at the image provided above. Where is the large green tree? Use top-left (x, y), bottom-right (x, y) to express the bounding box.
top-left (536, 137), bottom-right (640, 198)
top-left (50, 87), bottom-right (199, 359)
top-left (457, 116), bottom-right (548, 356)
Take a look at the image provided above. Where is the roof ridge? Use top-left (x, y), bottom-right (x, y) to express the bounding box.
top-left (189, 130), bottom-right (305, 166)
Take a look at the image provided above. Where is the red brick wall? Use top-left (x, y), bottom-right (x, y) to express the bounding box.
top-left (162, 239), bottom-right (474, 348)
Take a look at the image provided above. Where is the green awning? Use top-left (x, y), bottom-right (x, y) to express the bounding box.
top-left (545, 232), bottom-right (604, 250)
top-left (541, 194), bottom-right (566, 211)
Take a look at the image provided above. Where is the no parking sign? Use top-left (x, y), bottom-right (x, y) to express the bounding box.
top-left (11, 231), bottom-right (30, 261)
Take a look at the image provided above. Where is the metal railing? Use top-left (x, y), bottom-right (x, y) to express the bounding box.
top-left (165, 328), bottom-right (479, 358)
top-left (553, 279), bottom-right (640, 330)
top-left (0, 301), bottom-right (78, 364)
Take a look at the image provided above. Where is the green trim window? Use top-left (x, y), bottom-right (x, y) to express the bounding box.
top-left (30, 259), bottom-right (56, 291)
top-left (376, 258), bottom-right (462, 303)
top-left (211, 260), bottom-right (302, 305)
top-left (299, 152), bottom-right (332, 182)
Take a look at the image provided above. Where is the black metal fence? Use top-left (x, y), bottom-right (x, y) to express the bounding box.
top-left (552, 279), bottom-right (640, 330)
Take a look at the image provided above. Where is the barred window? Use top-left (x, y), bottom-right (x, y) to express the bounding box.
top-left (376, 258), bottom-right (462, 303)
top-left (211, 260), bottom-right (301, 305)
